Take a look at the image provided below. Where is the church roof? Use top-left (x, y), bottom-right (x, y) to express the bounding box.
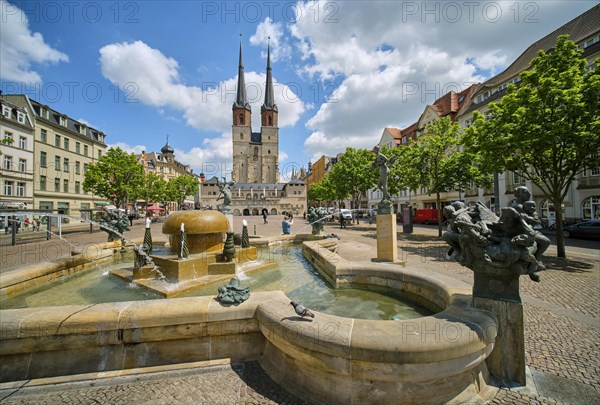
top-left (261, 42), bottom-right (278, 112)
top-left (233, 39), bottom-right (251, 111)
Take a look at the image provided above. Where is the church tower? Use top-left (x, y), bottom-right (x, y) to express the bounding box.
top-left (231, 38), bottom-right (279, 184)
top-left (232, 38), bottom-right (252, 183)
top-left (260, 41), bottom-right (279, 183)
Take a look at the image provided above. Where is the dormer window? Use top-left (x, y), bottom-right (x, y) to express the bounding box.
top-left (16, 111), bottom-right (25, 124)
top-left (2, 105), bottom-right (11, 118)
top-left (59, 116), bottom-right (67, 126)
top-left (79, 125), bottom-right (86, 135)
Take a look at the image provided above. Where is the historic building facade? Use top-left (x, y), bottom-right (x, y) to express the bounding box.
top-left (200, 42), bottom-right (307, 217)
top-left (1, 94), bottom-right (35, 210)
top-left (135, 139), bottom-right (197, 211)
top-left (2, 94), bottom-right (108, 220)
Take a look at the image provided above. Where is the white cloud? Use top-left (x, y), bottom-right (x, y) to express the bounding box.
top-left (249, 17), bottom-right (291, 62)
top-left (293, 0), bottom-right (594, 161)
top-left (278, 151), bottom-right (289, 163)
top-left (0, 0), bottom-right (69, 83)
top-left (99, 40), bottom-right (306, 166)
top-left (107, 142), bottom-right (148, 155)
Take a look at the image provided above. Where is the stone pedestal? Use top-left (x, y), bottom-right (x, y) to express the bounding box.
top-left (473, 294), bottom-right (526, 386)
top-left (375, 214), bottom-right (397, 262)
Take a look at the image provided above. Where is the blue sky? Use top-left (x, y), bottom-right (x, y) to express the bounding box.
top-left (1, 0), bottom-right (597, 181)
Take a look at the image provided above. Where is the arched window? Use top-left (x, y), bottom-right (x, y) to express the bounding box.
top-left (239, 113), bottom-right (244, 125)
top-left (582, 195), bottom-right (600, 220)
top-left (268, 116), bottom-right (272, 126)
top-left (240, 133), bottom-right (243, 140)
top-left (268, 150), bottom-right (271, 154)
top-left (253, 146), bottom-right (258, 161)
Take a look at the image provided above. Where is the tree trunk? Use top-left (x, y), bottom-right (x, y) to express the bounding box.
top-left (553, 197), bottom-right (566, 258)
top-left (436, 192), bottom-right (443, 237)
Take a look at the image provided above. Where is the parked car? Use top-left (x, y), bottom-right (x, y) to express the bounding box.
top-left (412, 209), bottom-right (440, 225)
top-left (339, 209), bottom-right (353, 220)
top-left (563, 220), bottom-right (600, 240)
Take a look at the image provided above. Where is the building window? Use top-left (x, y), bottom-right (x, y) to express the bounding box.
top-left (16, 182), bottom-right (25, 197)
top-left (98, 150), bottom-right (102, 159)
top-left (513, 172), bottom-right (524, 184)
top-left (63, 179), bottom-right (68, 193)
top-left (17, 111), bottom-right (25, 124)
top-left (60, 116), bottom-right (67, 126)
top-left (3, 155), bottom-right (13, 170)
top-left (84, 145), bottom-right (89, 156)
top-left (40, 151), bottom-right (47, 167)
top-left (581, 196), bottom-right (600, 220)
top-left (75, 161), bottom-right (80, 174)
top-left (55, 156), bottom-right (60, 170)
top-left (268, 116), bottom-right (273, 126)
top-left (4, 181), bottom-right (14, 196)
top-left (18, 158), bottom-right (26, 172)
top-left (55, 134), bottom-right (60, 147)
top-left (40, 129), bottom-right (47, 143)
top-left (54, 178), bottom-right (60, 192)
top-left (40, 175), bottom-right (46, 191)
top-left (1, 105), bottom-right (10, 118)
top-left (19, 136), bottom-right (26, 149)
top-left (63, 158), bottom-right (69, 172)
top-left (75, 142), bottom-right (80, 154)
top-left (3, 131), bottom-right (13, 143)
top-left (83, 163), bottom-right (88, 174)
top-left (75, 181), bottom-right (80, 194)
top-left (239, 113), bottom-right (244, 125)
top-left (63, 137), bottom-right (69, 150)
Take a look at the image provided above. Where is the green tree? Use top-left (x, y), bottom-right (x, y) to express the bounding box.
top-left (165, 175), bottom-right (199, 210)
top-left (465, 35), bottom-right (600, 258)
top-left (140, 172), bottom-right (168, 210)
top-left (327, 148), bottom-right (377, 216)
top-left (307, 180), bottom-right (329, 205)
top-left (406, 117), bottom-right (490, 237)
top-left (83, 147), bottom-right (145, 209)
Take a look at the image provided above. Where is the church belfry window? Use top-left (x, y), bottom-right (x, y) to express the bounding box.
top-left (240, 133), bottom-right (243, 140)
top-left (239, 113), bottom-right (244, 125)
top-left (268, 116), bottom-right (272, 126)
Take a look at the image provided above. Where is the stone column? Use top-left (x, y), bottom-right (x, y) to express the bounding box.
top-left (472, 273), bottom-right (526, 386)
top-left (375, 214), bottom-right (397, 262)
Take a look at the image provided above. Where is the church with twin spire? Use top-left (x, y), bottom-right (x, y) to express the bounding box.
top-left (231, 40), bottom-right (279, 184)
top-left (200, 40), bottom-right (307, 217)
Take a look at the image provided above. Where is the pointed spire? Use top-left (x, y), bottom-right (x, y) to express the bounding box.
top-left (233, 34), bottom-right (250, 110)
top-left (262, 37), bottom-right (277, 112)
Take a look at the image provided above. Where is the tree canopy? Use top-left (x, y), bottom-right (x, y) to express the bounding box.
top-left (465, 35), bottom-right (600, 257)
top-left (82, 147), bottom-right (145, 209)
top-left (327, 147), bottom-right (377, 212)
top-left (405, 116), bottom-right (490, 236)
top-left (165, 174), bottom-right (199, 209)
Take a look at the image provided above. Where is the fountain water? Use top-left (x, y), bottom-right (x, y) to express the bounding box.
top-left (109, 210), bottom-right (276, 297)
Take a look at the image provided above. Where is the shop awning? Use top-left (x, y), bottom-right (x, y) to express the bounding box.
top-left (95, 202), bottom-right (109, 206)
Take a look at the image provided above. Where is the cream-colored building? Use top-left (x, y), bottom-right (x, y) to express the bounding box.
top-left (457, 5), bottom-right (600, 222)
top-left (4, 95), bottom-right (108, 220)
top-left (1, 95), bottom-right (35, 211)
top-left (135, 139), bottom-right (197, 211)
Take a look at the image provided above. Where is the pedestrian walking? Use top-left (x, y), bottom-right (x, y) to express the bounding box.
top-left (263, 210), bottom-right (268, 224)
top-left (340, 215), bottom-right (347, 229)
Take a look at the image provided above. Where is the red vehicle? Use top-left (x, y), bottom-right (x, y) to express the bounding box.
top-left (412, 209), bottom-right (440, 225)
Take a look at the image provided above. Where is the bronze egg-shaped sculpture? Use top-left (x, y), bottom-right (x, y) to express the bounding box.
top-left (162, 210), bottom-right (229, 255)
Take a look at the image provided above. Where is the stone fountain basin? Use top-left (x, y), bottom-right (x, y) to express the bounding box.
top-left (0, 239), bottom-right (498, 404)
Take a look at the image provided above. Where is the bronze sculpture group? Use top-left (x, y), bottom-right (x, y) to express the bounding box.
top-left (443, 186), bottom-right (551, 287)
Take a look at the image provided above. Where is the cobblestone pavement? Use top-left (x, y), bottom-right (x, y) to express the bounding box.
top-left (1, 215), bottom-right (599, 404)
top-left (1, 362), bottom-right (310, 405)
